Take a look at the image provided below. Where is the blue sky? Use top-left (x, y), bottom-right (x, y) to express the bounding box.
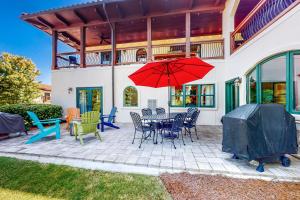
top-left (0, 0), bottom-right (88, 84)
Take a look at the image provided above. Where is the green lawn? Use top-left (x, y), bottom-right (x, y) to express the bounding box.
top-left (0, 157), bottom-right (170, 200)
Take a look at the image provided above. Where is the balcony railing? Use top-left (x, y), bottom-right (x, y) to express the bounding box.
top-left (231, 0), bottom-right (299, 53)
top-left (56, 39), bottom-right (224, 69)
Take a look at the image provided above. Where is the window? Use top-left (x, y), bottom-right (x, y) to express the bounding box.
top-left (171, 84), bottom-right (215, 108)
top-left (101, 51), bottom-right (111, 65)
top-left (123, 86), bottom-right (138, 107)
top-left (171, 86), bottom-right (184, 107)
top-left (246, 50), bottom-right (300, 114)
top-left (292, 53), bottom-right (300, 112)
top-left (261, 56), bottom-right (286, 106)
top-left (200, 84), bottom-right (215, 107)
top-left (247, 69), bottom-right (257, 103)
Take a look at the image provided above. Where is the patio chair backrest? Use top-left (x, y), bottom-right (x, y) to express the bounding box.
top-left (108, 107), bottom-right (117, 123)
top-left (187, 107), bottom-right (198, 118)
top-left (81, 111), bottom-right (100, 133)
top-left (189, 110), bottom-right (200, 125)
top-left (142, 108), bottom-right (152, 116)
top-left (27, 111), bottom-right (44, 130)
top-left (156, 107), bottom-right (166, 115)
top-left (171, 113), bottom-right (187, 132)
top-left (130, 112), bottom-right (143, 130)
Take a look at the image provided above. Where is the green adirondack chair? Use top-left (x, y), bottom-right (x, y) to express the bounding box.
top-left (74, 111), bottom-right (101, 145)
top-left (26, 111), bottom-right (61, 144)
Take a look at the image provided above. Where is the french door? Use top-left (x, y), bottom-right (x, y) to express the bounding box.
top-left (225, 79), bottom-right (240, 113)
top-left (76, 87), bottom-right (102, 114)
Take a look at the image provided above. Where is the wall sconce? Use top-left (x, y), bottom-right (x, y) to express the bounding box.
top-left (234, 78), bottom-right (242, 87)
top-left (68, 87), bottom-right (73, 94)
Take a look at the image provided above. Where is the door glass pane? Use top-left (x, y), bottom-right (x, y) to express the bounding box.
top-left (91, 89), bottom-right (101, 112)
top-left (293, 54), bottom-right (300, 111)
top-left (248, 69), bottom-right (257, 103)
top-left (185, 85), bottom-right (199, 107)
top-left (171, 96), bottom-right (183, 106)
top-left (261, 56), bottom-right (286, 105)
top-left (201, 96), bottom-right (214, 107)
top-left (79, 90), bottom-right (88, 113)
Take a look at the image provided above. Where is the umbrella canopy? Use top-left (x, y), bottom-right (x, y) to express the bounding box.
top-left (128, 57), bottom-right (214, 88)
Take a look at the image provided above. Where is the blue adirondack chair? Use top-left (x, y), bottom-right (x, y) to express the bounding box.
top-left (100, 107), bottom-right (120, 132)
top-left (26, 111), bottom-right (61, 144)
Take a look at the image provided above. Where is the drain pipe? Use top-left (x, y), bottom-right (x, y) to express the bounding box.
top-left (103, 2), bottom-right (115, 110)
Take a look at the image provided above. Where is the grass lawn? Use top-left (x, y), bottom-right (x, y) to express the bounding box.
top-left (0, 157), bottom-right (170, 200)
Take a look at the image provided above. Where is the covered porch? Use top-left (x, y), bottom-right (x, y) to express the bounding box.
top-left (1, 124), bottom-right (300, 181)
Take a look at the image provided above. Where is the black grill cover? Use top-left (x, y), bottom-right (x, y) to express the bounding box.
top-left (0, 112), bottom-right (26, 134)
top-left (222, 104), bottom-right (298, 161)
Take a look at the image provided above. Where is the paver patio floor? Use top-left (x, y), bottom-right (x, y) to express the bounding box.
top-left (0, 124), bottom-right (299, 181)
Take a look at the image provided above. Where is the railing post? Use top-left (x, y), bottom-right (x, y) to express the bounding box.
top-left (147, 17), bottom-right (152, 61)
top-left (185, 12), bottom-right (191, 58)
top-left (80, 26), bottom-right (86, 68)
top-left (52, 30), bottom-right (58, 70)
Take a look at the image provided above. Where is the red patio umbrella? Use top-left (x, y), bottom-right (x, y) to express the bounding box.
top-left (128, 57), bottom-right (214, 113)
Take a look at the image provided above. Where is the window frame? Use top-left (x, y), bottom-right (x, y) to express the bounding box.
top-left (123, 86), bottom-right (138, 107)
top-left (246, 50), bottom-right (300, 115)
top-left (170, 84), bottom-right (215, 108)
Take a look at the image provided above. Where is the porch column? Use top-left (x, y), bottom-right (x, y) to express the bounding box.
top-left (80, 26), bottom-right (86, 68)
top-left (51, 30), bottom-right (58, 70)
top-left (111, 23), bottom-right (116, 109)
top-left (185, 12), bottom-right (191, 58)
top-left (147, 17), bottom-right (152, 61)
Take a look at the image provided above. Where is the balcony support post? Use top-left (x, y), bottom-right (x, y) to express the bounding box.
top-left (147, 17), bottom-right (152, 61)
top-left (185, 12), bottom-right (191, 58)
top-left (52, 30), bottom-right (58, 70)
top-left (111, 22), bottom-right (116, 111)
top-left (80, 26), bottom-right (86, 68)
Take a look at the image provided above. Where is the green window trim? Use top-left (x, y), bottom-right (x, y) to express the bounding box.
top-left (246, 50), bottom-right (300, 115)
top-left (170, 84), bottom-right (216, 108)
top-left (123, 86), bottom-right (138, 107)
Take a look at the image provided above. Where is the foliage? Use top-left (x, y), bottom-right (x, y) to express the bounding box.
top-left (0, 104), bottom-right (63, 130)
top-left (0, 157), bottom-right (169, 200)
top-left (0, 52), bottom-right (40, 105)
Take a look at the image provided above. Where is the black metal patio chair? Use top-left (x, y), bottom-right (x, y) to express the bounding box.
top-left (130, 112), bottom-right (155, 148)
top-left (161, 113), bottom-right (187, 149)
top-left (156, 107), bottom-right (166, 115)
top-left (187, 107), bottom-right (198, 119)
top-left (184, 110), bottom-right (200, 142)
top-left (141, 108), bottom-right (152, 116)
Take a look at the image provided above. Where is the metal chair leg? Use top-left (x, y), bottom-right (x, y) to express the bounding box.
top-left (188, 128), bottom-right (193, 142)
top-left (181, 130), bottom-right (185, 145)
top-left (194, 126), bottom-right (199, 140)
top-left (132, 129), bottom-right (136, 144)
top-left (139, 131), bottom-right (144, 148)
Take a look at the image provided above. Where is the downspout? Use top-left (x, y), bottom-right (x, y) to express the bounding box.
top-left (103, 3), bottom-right (115, 110)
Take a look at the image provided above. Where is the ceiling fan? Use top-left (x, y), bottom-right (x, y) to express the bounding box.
top-left (99, 33), bottom-right (110, 45)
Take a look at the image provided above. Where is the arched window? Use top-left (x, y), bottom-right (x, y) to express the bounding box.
top-left (123, 86), bottom-right (138, 107)
top-left (136, 48), bottom-right (147, 62)
top-left (246, 50), bottom-right (300, 114)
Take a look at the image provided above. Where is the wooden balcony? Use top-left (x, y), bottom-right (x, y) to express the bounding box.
top-left (55, 39), bottom-right (224, 69)
top-left (230, 0), bottom-right (300, 54)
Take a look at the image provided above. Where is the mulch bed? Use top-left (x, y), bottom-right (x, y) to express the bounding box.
top-left (160, 173), bottom-right (300, 200)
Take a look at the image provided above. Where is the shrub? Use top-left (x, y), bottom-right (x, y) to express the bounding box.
top-left (0, 104), bottom-right (63, 130)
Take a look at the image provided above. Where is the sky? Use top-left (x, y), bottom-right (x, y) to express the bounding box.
top-left (0, 0), bottom-right (88, 84)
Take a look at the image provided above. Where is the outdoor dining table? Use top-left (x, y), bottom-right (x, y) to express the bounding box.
top-left (141, 112), bottom-right (185, 144)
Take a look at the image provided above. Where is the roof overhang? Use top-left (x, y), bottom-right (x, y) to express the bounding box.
top-left (21, 0), bottom-right (226, 49)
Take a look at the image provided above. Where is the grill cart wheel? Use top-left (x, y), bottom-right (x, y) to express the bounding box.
top-left (256, 162), bottom-right (265, 172)
top-left (280, 156), bottom-right (291, 167)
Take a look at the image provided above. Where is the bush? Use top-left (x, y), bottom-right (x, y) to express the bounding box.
top-left (0, 104), bottom-right (63, 130)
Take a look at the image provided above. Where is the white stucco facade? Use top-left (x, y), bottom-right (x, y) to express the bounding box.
top-left (52, 1), bottom-right (300, 125)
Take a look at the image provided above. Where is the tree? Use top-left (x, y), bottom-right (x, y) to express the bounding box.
top-left (0, 52), bottom-right (40, 105)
